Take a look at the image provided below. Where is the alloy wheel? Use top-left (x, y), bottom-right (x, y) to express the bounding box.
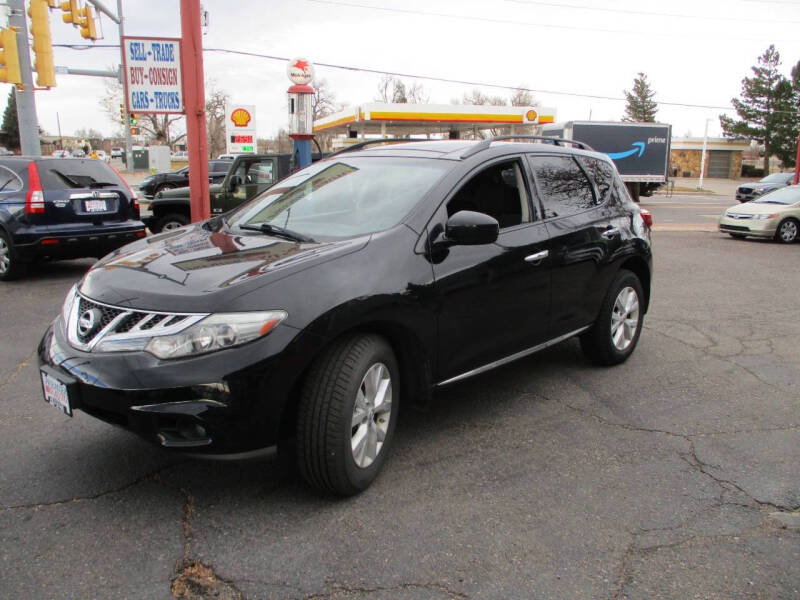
top-left (0, 237), bottom-right (9, 274)
top-left (779, 220), bottom-right (798, 243)
top-left (350, 362), bottom-right (392, 468)
top-left (611, 286), bottom-right (640, 351)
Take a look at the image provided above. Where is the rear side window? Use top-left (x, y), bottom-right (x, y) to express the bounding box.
top-left (0, 165), bottom-right (23, 192)
top-left (35, 159), bottom-right (123, 190)
top-left (528, 155), bottom-right (596, 219)
top-left (578, 156), bottom-right (618, 205)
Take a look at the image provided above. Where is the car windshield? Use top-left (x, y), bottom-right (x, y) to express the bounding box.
top-left (227, 157), bottom-right (450, 239)
top-left (752, 185), bottom-right (800, 205)
top-left (760, 173), bottom-right (791, 183)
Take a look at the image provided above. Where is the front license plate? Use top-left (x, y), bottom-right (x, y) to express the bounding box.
top-left (41, 370), bottom-right (72, 417)
top-left (85, 199), bottom-right (108, 212)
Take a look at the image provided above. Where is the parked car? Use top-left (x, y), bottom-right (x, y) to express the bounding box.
top-left (110, 147), bottom-right (123, 158)
top-left (71, 148), bottom-right (85, 158)
top-left (142, 154), bottom-right (290, 232)
top-left (0, 157), bottom-right (145, 280)
top-left (37, 138), bottom-right (653, 495)
top-left (0, 146), bottom-right (14, 156)
top-left (736, 172), bottom-right (794, 202)
top-left (719, 184), bottom-right (800, 243)
top-left (94, 150), bottom-right (109, 163)
top-left (217, 153), bottom-right (243, 160)
top-left (138, 160), bottom-right (232, 202)
top-left (51, 150), bottom-right (70, 158)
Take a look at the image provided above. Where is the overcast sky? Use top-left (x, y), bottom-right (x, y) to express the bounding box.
top-left (13, 0), bottom-right (800, 142)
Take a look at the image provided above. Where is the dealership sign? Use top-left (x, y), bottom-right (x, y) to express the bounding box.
top-left (121, 37), bottom-right (183, 114)
top-left (225, 103), bottom-right (257, 154)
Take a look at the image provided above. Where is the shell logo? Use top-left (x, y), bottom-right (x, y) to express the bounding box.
top-left (525, 109), bottom-right (538, 122)
top-left (231, 108), bottom-right (251, 127)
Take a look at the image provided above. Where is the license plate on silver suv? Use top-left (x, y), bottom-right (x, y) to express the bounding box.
top-left (84, 199), bottom-right (108, 212)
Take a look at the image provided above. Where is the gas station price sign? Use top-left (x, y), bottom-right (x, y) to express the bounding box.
top-left (225, 103), bottom-right (257, 154)
top-left (122, 36), bottom-right (183, 114)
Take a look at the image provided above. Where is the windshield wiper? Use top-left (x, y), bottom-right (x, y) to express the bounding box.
top-left (239, 222), bottom-right (315, 243)
top-left (50, 169), bottom-right (82, 188)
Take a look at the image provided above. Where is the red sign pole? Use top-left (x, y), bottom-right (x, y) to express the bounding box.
top-left (180, 0), bottom-right (209, 223)
top-left (794, 132), bottom-right (800, 185)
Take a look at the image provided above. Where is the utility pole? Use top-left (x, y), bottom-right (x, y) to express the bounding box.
top-left (116, 0), bottom-right (133, 171)
top-left (180, 0), bottom-right (209, 222)
top-left (698, 118), bottom-right (711, 190)
top-left (8, 0), bottom-right (40, 156)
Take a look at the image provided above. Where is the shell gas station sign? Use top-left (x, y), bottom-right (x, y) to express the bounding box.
top-left (225, 103), bottom-right (257, 154)
top-left (313, 102), bottom-right (557, 136)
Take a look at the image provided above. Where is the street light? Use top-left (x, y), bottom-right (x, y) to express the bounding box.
top-left (698, 118), bottom-right (713, 190)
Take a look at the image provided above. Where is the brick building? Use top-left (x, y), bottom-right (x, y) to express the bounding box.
top-left (670, 137), bottom-right (750, 179)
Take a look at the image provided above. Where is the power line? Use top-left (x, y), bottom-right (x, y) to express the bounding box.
top-left (503, 0), bottom-right (800, 25)
top-left (305, 0), bottom-right (799, 42)
top-left (52, 44), bottom-right (800, 115)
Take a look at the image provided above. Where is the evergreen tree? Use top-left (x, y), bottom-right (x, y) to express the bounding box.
top-left (1, 89), bottom-right (19, 150)
top-left (623, 72), bottom-right (658, 122)
top-left (720, 45), bottom-right (798, 171)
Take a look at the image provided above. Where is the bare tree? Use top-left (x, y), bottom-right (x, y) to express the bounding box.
top-left (460, 88), bottom-right (507, 106)
top-left (375, 75), bottom-right (428, 103)
top-left (510, 86), bottom-right (535, 106)
top-left (205, 85), bottom-right (228, 158)
top-left (312, 78), bottom-right (338, 120)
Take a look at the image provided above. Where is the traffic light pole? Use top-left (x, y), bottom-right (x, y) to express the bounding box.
top-left (116, 0), bottom-right (133, 171)
top-left (8, 0), bottom-right (41, 156)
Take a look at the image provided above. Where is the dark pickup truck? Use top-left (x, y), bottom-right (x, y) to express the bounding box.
top-left (139, 153), bottom-right (291, 232)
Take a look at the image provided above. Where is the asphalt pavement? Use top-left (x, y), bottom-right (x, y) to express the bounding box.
top-left (1, 209), bottom-right (799, 598)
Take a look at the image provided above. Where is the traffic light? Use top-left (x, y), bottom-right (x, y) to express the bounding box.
top-left (119, 103), bottom-right (125, 124)
top-left (60, 0), bottom-right (79, 25)
top-left (77, 4), bottom-right (97, 40)
top-left (0, 27), bottom-right (22, 85)
top-left (130, 127), bottom-right (140, 136)
top-left (28, 0), bottom-right (56, 87)
top-left (129, 113), bottom-right (137, 126)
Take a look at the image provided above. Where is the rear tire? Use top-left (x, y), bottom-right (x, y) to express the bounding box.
top-left (154, 213), bottom-right (189, 233)
top-left (581, 269), bottom-right (644, 366)
top-left (296, 334), bottom-right (399, 496)
top-left (0, 230), bottom-right (25, 281)
top-left (774, 218), bottom-right (799, 244)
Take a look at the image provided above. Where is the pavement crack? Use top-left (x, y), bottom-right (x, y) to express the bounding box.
top-left (306, 581), bottom-right (469, 599)
top-left (0, 462), bottom-right (181, 512)
top-left (171, 560), bottom-right (243, 600)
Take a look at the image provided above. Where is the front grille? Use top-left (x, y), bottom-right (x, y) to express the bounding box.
top-left (738, 187), bottom-right (753, 194)
top-left (721, 224), bottom-right (749, 232)
top-left (726, 213), bottom-right (751, 219)
top-left (67, 293), bottom-right (207, 352)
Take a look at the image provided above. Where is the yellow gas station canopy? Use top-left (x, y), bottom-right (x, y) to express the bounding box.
top-left (313, 102), bottom-right (556, 136)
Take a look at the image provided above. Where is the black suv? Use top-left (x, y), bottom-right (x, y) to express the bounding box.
top-left (38, 138), bottom-right (653, 495)
top-left (137, 160), bottom-right (232, 199)
top-left (0, 157), bottom-right (145, 280)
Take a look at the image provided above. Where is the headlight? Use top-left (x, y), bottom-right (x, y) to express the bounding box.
top-left (752, 213), bottom-right (777, 220)
top-left (61, 284), bottom-right (77, 327)
top-left (136, 311), bottom-right (287, 359)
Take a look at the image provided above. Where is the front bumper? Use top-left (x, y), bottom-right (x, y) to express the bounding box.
top-left (37, 315), bottom-right (315, 454)
top-left (718, 215), bottom-right (777, 238)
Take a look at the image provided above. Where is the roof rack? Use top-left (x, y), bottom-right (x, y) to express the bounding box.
top-left (459, 135), bottom-right (594, 159)
top-left (326, 138), bottom-right (418, 158)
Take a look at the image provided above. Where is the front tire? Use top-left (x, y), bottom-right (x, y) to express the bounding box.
top-left (581, 270), bottom-right (644, 366)
top-left (296, 334), bottom-right (399, 496)
top-left (775, 218), bottom-right (799, 244)
top-left (154, 213), bottom-right (189, 233)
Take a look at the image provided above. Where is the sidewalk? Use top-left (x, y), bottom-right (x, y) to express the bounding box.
top-left (655, 177), bottom-right (756, 197)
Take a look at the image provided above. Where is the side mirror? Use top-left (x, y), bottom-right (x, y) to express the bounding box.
top-left (443, 210), bottom-right (499, 246)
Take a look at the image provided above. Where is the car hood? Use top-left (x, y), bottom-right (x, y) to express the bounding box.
top-left (79, 224), bottom-right (370, 313)
top-left (156, 182), bottom-right (223, 199)
top-left (738, 182), bottom-right (783, 191)
top-left (725, 202), bottom-right (795, 215)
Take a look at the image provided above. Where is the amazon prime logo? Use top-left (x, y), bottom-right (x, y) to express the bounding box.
top-left (77, 308), bottom-right (102, 337)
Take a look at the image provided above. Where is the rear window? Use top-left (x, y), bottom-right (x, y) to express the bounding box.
top-left (35, 159), bottom-right (124, 190)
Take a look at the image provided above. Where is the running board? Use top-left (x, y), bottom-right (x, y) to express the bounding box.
top-left (435, 326), bottom-right (590, 387)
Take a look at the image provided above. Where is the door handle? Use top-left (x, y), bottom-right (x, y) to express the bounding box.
top-left (601, 227), bottom-right (620, 240)
top-left (525, 250), bottom-right (549, 264)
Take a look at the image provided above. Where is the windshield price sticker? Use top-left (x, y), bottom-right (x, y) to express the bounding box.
top-left (122, 37), bottom-right (183, 114)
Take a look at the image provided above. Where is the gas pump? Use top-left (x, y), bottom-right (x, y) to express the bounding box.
top-left (287, 58), bottom-right (315, 169)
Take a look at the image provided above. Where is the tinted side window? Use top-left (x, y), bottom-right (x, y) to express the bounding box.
top-left (528, 155), bottom-right (595, 219)
top-left (0, 165), bottom-right (23, 192)
top-left (447, 159), bottom-right (532, 229)
top-left (578, 156), bottom-right (618, 205)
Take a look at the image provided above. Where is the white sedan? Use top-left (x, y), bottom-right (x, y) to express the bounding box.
top-left (719, 184), bottom-right (800, 243)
